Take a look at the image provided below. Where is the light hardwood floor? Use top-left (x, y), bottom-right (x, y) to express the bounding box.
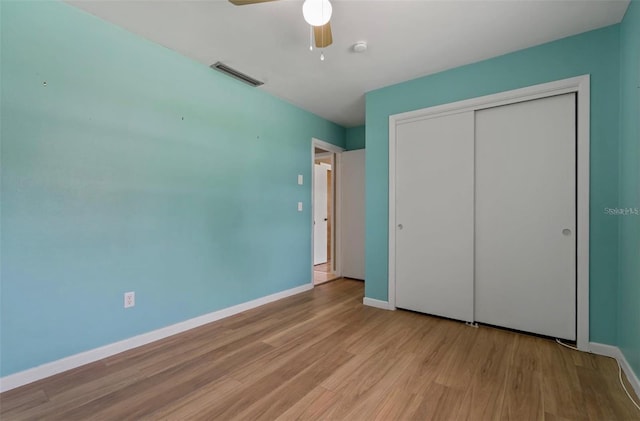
top-left (313, 261), bottom-right (338, 285)
top-left (1, 279), bottom-right (639, 420)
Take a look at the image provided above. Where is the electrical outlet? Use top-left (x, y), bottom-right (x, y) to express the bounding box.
top-left (124, 291), bottom-right (135, 308)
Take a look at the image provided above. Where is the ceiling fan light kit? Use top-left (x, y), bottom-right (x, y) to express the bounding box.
top-left (302, 0), bottom-right (332, 26)
top-left (229, 0), bottom-right (334, 54)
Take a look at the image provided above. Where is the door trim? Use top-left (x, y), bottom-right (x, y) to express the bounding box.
top-left (388, 75), bottom-right (590, 350)
top-left (311, 138), bottom-right (344, 285)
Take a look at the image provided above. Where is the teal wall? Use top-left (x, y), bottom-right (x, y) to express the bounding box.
top-left (617, 0), bottom-right (640, 376)
top-left (0, 1), bottom-right (345, 376)
top-left (365, 25), bottom-right (622, 345)
top-left (346, 125), bottom-right (365, 150)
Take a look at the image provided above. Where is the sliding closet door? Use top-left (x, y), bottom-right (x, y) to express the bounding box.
top-left (395, 112), bottom-right (474, 322)
top-left (475, 94), bottom-right (576, 340)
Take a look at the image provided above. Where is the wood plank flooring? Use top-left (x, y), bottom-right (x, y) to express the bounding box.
top-left (314, 261), bottom-right (338, 285)
top-left (1, 279), bottom-right (639, 420)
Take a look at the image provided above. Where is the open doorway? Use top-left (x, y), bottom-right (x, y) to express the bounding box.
top-left (312, 139), bottom-right (343, 285)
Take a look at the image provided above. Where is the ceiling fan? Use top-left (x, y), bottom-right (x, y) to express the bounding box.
top-left (229, 0), bottom-right (333, 49)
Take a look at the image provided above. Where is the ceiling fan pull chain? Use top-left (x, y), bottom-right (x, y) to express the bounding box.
top-left (320, 51), bottom-right (325, 61)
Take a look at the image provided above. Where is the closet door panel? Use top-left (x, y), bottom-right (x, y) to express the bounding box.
top-left (475, 94), bottom-right (576, 340)
top-left (341, 149), bottom-right (365, 280)
top-left (395, 111), bottom-right (474, 322)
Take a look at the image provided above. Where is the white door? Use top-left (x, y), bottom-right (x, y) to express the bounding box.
top-left (395, 111), bottom-right (475, 322)
top-left (314, 163), bottom-right (329, 265)
top-left (475, 94), bottom-right (576, 340)
top-left (340, 149), bottom-right (365, 280)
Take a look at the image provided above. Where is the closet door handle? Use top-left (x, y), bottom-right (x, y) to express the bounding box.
top-left (562, 228), bottom-right (572, 236)
top-left (398, 224), bottom-right (403, 230)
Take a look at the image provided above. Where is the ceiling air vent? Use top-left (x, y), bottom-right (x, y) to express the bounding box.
top-left (210, 62), bottom-right (264, 87)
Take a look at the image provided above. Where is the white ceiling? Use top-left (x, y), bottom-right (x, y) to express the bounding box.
top-left (67, 0), bottom-right (629, 128)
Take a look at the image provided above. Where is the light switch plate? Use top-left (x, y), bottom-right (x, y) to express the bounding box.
top-left (298, 202), bottom-right (303, 211)
top-left (298, 174), bottom-right (303, 185)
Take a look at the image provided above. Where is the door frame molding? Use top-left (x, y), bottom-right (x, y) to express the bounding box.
top-left (388, 75), bottom-right (590, 350)
top-left (312, 138), bottom-right (344, 285)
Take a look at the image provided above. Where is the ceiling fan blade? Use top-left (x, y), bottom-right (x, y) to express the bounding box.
top-left (229, 0), bottom-right (279, 5)
top-left (314, 22), bottom-right (333, 48)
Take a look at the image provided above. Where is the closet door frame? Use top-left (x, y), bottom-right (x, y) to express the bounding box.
top-left (388, 75), bottom-right (590, 350)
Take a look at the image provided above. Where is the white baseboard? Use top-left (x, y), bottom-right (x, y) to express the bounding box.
top-left (589, 342), bottom-right (640, 399)
top-left (363, 297), bottom-right (394, 310)
top-left (0, 283), bottom-right (313, 393)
